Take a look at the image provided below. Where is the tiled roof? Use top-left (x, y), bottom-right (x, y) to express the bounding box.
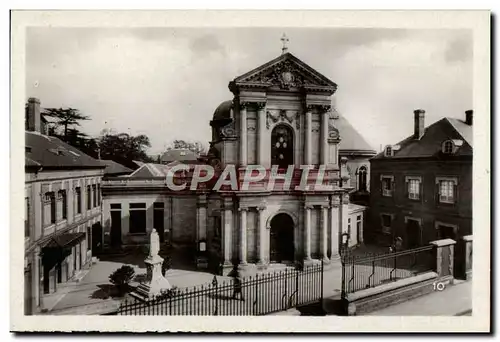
top-left (100, 159), bottom-right (133, 175)
top-left (25, 131), bottom-right (105, 169)
top-left (372, 117), bottom-right (473, 160)
top-left (160, 149), bottom-right (199, 163)
top-left (336, 115), bottom-right (377, 155)
top-left (127, 162), bottom-right (194, 179)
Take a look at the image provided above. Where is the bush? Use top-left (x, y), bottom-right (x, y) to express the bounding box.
top-left (109, 265), bottom-right (135, 294)
top-left (161, 256), bottom-right (172, 276)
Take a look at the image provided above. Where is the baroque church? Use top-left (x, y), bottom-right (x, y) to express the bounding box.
top-left (101, 44), bottom-right (369, 275)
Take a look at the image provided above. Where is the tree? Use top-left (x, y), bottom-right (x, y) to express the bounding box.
top-left (98, 132), bottom-right (154, 169)
top-left (167, 139), bottom-right (206, 155)
top-left (42, 107), bottom-right (90, 140)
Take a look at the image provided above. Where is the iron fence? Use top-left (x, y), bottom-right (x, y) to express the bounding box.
top-left (117, 261), bottom-right (323, 316)
top-left (341, 245), bottom-right (434, 296)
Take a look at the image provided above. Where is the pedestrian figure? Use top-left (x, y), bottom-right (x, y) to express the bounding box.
top-left (231, 266), bottom-right (244, 301)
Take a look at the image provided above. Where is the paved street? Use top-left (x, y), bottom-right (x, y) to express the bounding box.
top-left (365, 280), bottom-right (472, 316)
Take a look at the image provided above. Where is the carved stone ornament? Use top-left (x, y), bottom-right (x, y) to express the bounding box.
top-left (328, 124), bottom-right (340, 139)
top-left (220, 121), bottom-right (236, 138)
top-left (266, 109), bottom-right (299, 129)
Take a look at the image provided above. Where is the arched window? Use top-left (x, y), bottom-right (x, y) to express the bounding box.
top-left (442, 140), bottom-right (454, 154)
top-left (271, 124), bottom-right (294, 169)
top-left (384, 146), bottom-right (392, 157)
top-left (358, 166), bottom-right (367, 192)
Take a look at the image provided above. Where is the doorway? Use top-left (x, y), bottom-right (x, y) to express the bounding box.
top-left (437, 224), bottom-right (457, 240)
top-left (406, 218), bottom-right (422, 249)
top-left (110, 211), bottom-right (122, 247)
top-left (269, 213), bottom-right (295, 263)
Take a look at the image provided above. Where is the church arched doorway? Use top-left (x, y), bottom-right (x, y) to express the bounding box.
top-left (269, 213), bottom-right (295, 263)
top-left (271, 124), bottom-right (294, 170)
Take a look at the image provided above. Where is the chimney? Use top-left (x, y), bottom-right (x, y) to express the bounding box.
top-left (26, 97), bottom-right (41, 132)
top-left (465, 110), bottom-right (473, 125)
top-left (414, 109), bottom-right (425, 140)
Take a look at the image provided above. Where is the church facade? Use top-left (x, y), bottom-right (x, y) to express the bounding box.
top-left (102, 51), bottom-right (360, 275)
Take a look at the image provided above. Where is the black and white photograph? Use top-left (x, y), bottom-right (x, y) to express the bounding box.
top-left (10, 10), bottom-right (490, 333)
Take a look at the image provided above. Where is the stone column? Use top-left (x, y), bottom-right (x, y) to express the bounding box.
top-left (305, 106), bottom-right (312, 165)
top-left (223, 203), bottom-right (233, 266)
top-left (321, 108), bottom-right (329, 165)
top-left (257, 206), bottom-right (266, 265)
top-left (257, 102), bottom-right (266, 166)
top-left (304, 205), bottom-right (312, 260)
top-left (239, 207), bottom-right (248, 265)
top-left (330, 196), bottom-right (340, 259)
top-left (340, 193), bottom-right (349, 246)
top-left (321, 205), bottom-right (329, 262)
top-left (196, 195), bottom-right (207, 242)
top-left (240, 102), bottom-right (248, 166)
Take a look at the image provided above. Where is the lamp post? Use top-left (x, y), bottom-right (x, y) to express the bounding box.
top-left (341, 232), bottom-right (350, 257)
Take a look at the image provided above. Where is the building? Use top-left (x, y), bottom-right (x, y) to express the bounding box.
top-left (336, 114), bottom-right (377, 206)
top-left (100, 159), bottom-right (133, 178)
top-left (160, 148), bottom-right (199, 164)
top-left (368, 109), bottom-right (473, 248)
top-left (24, 97), bottom-right (105, 314)
top-left (102, 48), bottom-right (370, 276)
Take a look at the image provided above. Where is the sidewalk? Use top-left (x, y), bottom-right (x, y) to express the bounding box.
top-left (365, 280), bottom-right (472, 316)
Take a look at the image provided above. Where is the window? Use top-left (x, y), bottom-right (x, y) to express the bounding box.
top-left (25, 197), bottom-right (30, 238)
top-left (442, 140), bottom-right (454, 154)
top-left (348, 218), bottom-right (351, 235)
top-left (87, 185), bottom-right (91, 210)
top-left (381, 175), bottom-right (394, 197)
top-left (271, 124), bottom-right (294, 169)
top-left (97, 184), bottom-right (101, 206)
top-left (358, 166), bottom-right (368, 192)
top-left (59, 190), bottom-right (67, 219)
top-left (384, 146), bottom-right (392, 157)
top-left (44, 192), bottom-right (56, 224)
top-left (439, 180), bottom-right (455, 203)
top-left (110, 203), bottom-right (122, 210)
top-left (129, 203), bottom-right (147, 234)
top-left (381, 214), bottom-right (392, 234)
top-left (87, 227), bottom-right (92, 251)
top-left (406, 176), bottom-right (422, 200)
top-left (75, 187), bottom-right (82, 214)
top-left (92, 184), bottom-right (97, 208)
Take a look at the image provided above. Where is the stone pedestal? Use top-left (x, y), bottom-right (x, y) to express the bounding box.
top-left (134, 254), bottom-right (172, 300)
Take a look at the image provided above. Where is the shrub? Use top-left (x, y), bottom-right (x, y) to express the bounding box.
top-left (161, 256), bottom-right (172, 276)
top-left (109, 265), bottom-right (135, 294)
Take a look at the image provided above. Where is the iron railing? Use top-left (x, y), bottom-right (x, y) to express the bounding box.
top-left (116, 261), bottom-right (323, 316)
top-left (341, 245), bottom-right (434, 296)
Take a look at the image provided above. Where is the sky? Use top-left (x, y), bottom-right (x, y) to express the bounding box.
top-left (26, 27), bottom-right (473, 155)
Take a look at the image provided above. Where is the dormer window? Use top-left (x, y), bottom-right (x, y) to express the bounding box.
top-left (442, 139), bottom-right (463, 155)
top-left (442, 140), bottom-right (454, 154)
top-left (180, 151), bottom-right (187, 156)
top-left (384, 146), bottom-right (393, 157)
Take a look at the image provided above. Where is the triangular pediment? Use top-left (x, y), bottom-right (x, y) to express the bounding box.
top-left (231, 53), bottom-right (337, 93)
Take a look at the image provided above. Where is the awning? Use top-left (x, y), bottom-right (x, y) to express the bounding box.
top-left (41, 232), bottom-right (86, 269)
top-left (43, 232), bottom-right (86, 249)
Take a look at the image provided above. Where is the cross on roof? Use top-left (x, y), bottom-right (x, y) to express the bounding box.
top-left (281, 33), bottom-right (289, 54)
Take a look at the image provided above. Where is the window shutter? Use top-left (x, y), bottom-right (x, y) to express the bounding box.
top-left (419, 181), bottom-right (423, 201)
top-left (435, 182), bottom-right (440, 205)
top-left (405, 180), bottom-right (409, 199)
top-left (391, 179), bottom-right (395, 197)
top-left (453, 183), bottom-right (458, 204)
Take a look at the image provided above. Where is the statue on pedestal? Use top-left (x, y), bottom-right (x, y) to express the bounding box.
top-left (132, 229), bottom-right (172, 301)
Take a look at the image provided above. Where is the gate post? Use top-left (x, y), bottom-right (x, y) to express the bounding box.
top-left (430, 238), bottom-right (456, 282)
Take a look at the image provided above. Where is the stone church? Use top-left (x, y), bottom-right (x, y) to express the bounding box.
top-left (102, 47), bottom-right (366, 275)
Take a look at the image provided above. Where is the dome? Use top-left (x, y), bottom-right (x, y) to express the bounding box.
top-left (212, 100), bottom-right (233, 122)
